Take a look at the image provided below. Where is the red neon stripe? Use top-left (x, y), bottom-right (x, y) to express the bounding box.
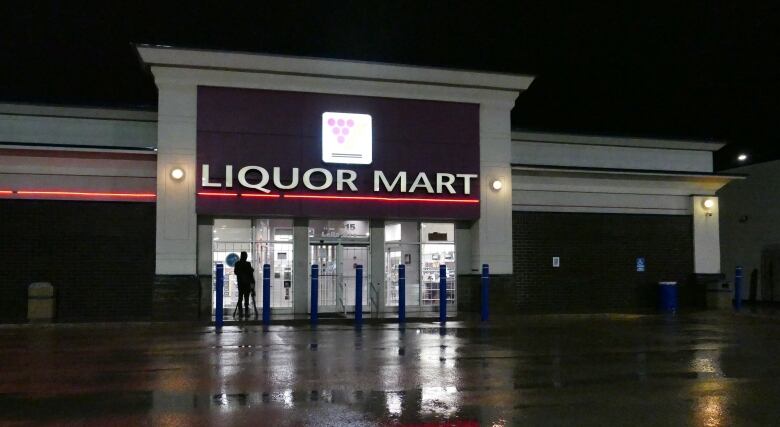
top-left (241, 193), bottom-right (281, 198)
top-left (17, 190), bottom-right (156, 198)
top-left (197, 192), bottom-right (238, 197)
top-left (283, 194), bottom-right (479, 204)
top-left (0, 190), bottom-right (12, 195)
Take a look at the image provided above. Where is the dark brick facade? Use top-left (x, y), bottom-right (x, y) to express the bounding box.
top-left (0, 200), bottom-right (155, 323)
top-left (511, 212), bottom-right (695, 313)
top-left (152, 275), bottom-right (202, 321)
top-left (458, 274), bottom-right (514, 314)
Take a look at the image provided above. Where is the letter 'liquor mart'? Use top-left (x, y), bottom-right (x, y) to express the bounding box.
top-left (0, 46), bottom-right (741, 322)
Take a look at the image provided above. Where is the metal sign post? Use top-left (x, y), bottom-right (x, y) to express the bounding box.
top-left (355, 265), bottom-right (363, 327)
top-left (311, 265), bottom-right (319, 326)
top-left (481, 264), bottom-right (489, 322)
top-left (262, 264), bottom-right (271, 325)
top-left (398, 264), bottom-right (406, 323)
top-left (734, 266), bottom-right (743, 311)
top-left (439, 264), bottom-right (447, 324)
top-left (215, 263), bottom-right (224, 329)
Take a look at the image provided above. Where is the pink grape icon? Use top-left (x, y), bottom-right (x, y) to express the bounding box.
top-left (347, 119), bottom-right (354, 127)
top-left (327, 118), bottom-right (335, 126)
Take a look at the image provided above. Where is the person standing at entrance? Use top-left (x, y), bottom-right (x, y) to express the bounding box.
top-left (234, 251), bottom-right (254, 317)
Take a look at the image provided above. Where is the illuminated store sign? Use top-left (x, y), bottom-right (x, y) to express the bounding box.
top-left (196, 87), bottom-right (480, 219)
top-left (201, 165), bottom-right (478, 195)
top-left (322, 112), bottom-right (372, 165)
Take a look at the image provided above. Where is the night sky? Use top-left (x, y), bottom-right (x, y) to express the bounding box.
top-left (1, 1), bottom-right (778, 170)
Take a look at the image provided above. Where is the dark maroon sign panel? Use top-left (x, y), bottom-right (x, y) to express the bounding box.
top-left (196, 86), bottom-right (480, 220)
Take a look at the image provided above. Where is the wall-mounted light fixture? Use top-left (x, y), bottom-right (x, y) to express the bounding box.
top-left (170, 167), bottom-right (185, 181)
top-left (702, 198), bottom-right (715, 217)
top-left (737, 153), bottom-right (748, 162)
top-left (491, 179), bottom-right (503, 191)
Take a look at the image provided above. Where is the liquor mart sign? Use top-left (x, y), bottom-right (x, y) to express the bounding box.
top-left (201, 165), bottom-right (478, 195)
top-left (196, 86), bottom-right (480, 219)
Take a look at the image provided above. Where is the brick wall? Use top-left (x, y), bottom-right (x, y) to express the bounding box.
top-left (0, 200), bottom-right (155, 322)
top-left (457, 274), bottom-right (514, 313)
top-left (152, 275), bottom-right (202, 321)
top-left (512, 212), bottom-right (695, 313)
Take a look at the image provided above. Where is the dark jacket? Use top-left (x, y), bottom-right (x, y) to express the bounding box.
top-left (234, 260), bottom-right (254, 289)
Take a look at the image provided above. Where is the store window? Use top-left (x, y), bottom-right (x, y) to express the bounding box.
top-left (385, 221), bottom-right (456, 310)
top-left (212, 218), bottom-right (295, 314)
top-left (212, 219), bottom-right (253, 313)
top-left (254, 219), bottom-right (294, 309)
top-left (421, 223), bottom-right (456, 306)
top-left (384, 221), bottom-right (420, 307)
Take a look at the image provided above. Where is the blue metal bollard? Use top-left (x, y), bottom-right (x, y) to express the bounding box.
top-left (398, 264), bottom-right (406, 323)
top-left (311, 265), bottom-right (319, 326)
top-left (215, 263), bottom-right (224, 329)
top-left (481, 264), bottom-right (489, 322)
top-left (262, 264), bottom-right (271, 326)
top-left (734, 266), bottom-right (743, 311)
top-left (439, 264), bottom-right (447, 324)
top-left (355, 265), bottom-right (363, 326)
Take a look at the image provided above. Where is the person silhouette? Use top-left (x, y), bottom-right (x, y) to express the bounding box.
top-left (234, 251), bottom-right (254, 318)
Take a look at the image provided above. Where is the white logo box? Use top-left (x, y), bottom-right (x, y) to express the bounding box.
top-left (322, 112), bottom-right (372, 165)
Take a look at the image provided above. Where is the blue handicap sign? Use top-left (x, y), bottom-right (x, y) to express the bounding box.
top-left (636, 257), bottom-right (646, 272)
top-left (225, 252), bottom-right (239, 267)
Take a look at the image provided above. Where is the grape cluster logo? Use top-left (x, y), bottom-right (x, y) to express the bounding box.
top-left (322, 112), bottom-right (372, 164)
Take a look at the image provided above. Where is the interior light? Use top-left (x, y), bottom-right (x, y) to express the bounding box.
top-left (170, 167), bottom-right (185, 181)
top-left (737, 154), bottom-right (748, 162)
top-left (491, 179), bottom-right (503, 191)
top-left (703, 198), bottom-right (715, 209)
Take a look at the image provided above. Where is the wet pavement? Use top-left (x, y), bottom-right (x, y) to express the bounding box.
top-left (1, 311), bottom-right (780, 426)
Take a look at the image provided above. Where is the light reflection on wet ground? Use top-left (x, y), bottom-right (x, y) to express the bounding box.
top-left (1, 312), bottom-right (780, 425)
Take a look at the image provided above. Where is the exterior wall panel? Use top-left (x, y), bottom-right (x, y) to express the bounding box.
top-left (512, 211), bottom-right (695, 313)
top-left (0, 200), bottom-right (155, 322)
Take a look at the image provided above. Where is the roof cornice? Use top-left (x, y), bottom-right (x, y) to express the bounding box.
top-left (512, 130), bottom-right (725, 152)
top-left (135, 45), bottom-right (534, 100)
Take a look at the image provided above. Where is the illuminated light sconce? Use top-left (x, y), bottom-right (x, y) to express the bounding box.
top-left (702, 198), bottom-right (715, 217)
top-left (737, 153), bottom-right (748, 162)
top-left (491, 179), bottom-right (503, 191)
top-left (170, 167), bottom-right (185, 181)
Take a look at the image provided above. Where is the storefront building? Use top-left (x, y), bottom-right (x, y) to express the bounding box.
top-left (0, 46), bottom-right (738, 322)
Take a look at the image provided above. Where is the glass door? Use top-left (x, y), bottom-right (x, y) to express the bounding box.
top-left (308, 219), bottom-right (370, 315)
top-left (384, 221), bottom-right (421, 312)
top-left (310, 243), bottom-right (340, 313)
top-left (309, 242), bottom-right (370, 314)
top-left (253, 219), bottom-right (294, 312)
top-left (342, 244), bottom-right (370, 311)
top-left (420, 223), bottom-right (456, 310)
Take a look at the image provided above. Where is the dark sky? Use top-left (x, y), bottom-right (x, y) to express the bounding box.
top-left (1, 1), bottom-right (778, 170)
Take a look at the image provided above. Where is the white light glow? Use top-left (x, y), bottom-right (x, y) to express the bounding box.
top-left (170, 167), bottom-right (185, 180)
top-left (491, 179), bottom-right (503, 191)
top-left (703, 199), bottom-right (715, 209)
top-left (737, 154), bottom-right (748, 162)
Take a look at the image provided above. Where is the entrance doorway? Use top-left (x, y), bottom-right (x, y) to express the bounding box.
top-left (211, 218), bottom-right (295, 315)
top-left (309, 242), bottom-right (370, 314)
top-left (308, 219), bottom-right (371, 315)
